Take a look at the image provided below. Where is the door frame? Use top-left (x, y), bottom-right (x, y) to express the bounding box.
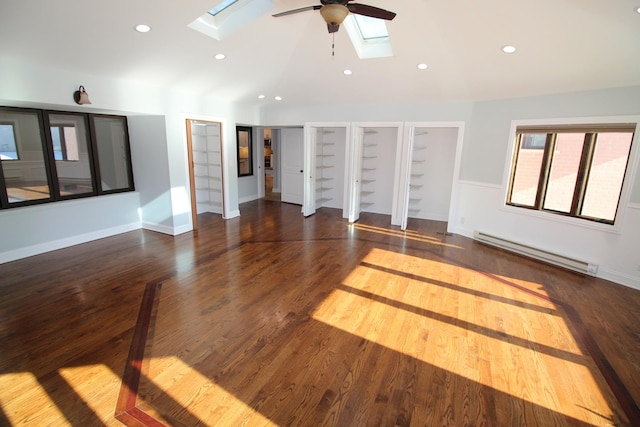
top-left (185, 118), bottom-right (225, 230)
top-left (348, 122), bottom-right (404, 224)
top-left (302, 122), bottom-right (351, 217)
top-left (398, 121), bottom-right (465, 232)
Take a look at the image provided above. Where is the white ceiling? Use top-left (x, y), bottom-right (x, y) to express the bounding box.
top-left (1, 0), bottom-right (640, 108)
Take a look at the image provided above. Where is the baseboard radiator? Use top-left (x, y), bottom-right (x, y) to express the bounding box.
top-left (473, 231), bottom-right (598, 276)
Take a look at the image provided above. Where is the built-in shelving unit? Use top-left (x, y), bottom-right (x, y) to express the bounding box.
top-left (191, 122), bottom-right (223, 214)
top-left (314, 128), bottom-right (345, 210)
top-left (406, 129), bottom-right (429, 219)
top-left (359, 130), bottom-right (378, 211)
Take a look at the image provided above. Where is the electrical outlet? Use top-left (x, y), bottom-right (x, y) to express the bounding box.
top-left (460, 217), bottom-right (465, 224)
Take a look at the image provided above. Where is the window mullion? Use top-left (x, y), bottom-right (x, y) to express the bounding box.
top-left (507, 133), bottom-right (523, 204)
top-left (0, 162), bottom-right (8, 207)
top-left (42, 113), bottom-right (62, 199)
top-left (535, 133), bottom-right (555, 210)
top-left (571, 133), bottom-right (596, 216)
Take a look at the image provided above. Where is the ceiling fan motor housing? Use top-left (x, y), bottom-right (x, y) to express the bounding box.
top-left (320, 4), bottom-right (350, 25)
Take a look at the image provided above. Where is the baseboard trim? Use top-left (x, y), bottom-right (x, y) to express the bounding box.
top-left (0, 222), bottom-right (141, 265)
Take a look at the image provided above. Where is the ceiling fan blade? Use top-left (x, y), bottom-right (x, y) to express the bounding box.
top-left (327, 23), bottom-right (340, 33)
top-left (347, 3), bottom-right (396, 20)
top-left (272, 5), bottom-right (321, 17)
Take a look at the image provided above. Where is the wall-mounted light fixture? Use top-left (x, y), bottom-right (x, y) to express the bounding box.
top-left (73, 86), bottom-right (92, 105)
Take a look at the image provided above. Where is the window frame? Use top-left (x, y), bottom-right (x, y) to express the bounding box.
top-left (0, 106), bottom-right (135, 210)
top-left (236, 125), bottom-right (253, 177)
top-left (503, 117), bottom-right (640, 231)
top-left (88, 114), bottom-right (135, 195)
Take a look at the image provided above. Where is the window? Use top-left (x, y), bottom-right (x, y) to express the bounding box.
top-left (236, 126), bottom-right (253, 177)
top-left (47, 113), bottom-right (95, 197)
top-left (0, 106), bottom-right (134, 209)
top-left (91, 115), bottom-right (134, 192)
top-left (507, 124), bottom-right (635, 224)
top-left (343, 15), bottom-right (393, 59)
top-left (353, 15), bottom-right (389, 40)
top-left (0, 123), bottom-right (19, 160)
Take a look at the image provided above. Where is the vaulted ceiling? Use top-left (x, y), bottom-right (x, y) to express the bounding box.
top-left (1, 0), bottom-right (640, 108)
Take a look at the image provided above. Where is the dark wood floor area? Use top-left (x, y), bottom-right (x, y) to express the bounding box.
top-left (1, 199), bottom-right (640, 426)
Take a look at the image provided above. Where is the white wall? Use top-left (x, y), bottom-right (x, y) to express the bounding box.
top-left (454, 87), bottom-right (640, 290)
top-left (127, 115), bottom-right (174, 232)
top-left (0, 192), bottom-right (140, 263)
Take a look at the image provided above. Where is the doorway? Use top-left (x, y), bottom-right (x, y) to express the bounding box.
top-left (263, 128), bottom-right (280, 201)
top-left (186, 119), bottom-right (224, 230)
top-left (399, 122), bottom-right (465, 232)
top-left (280, 127), bottom-right (305, 205)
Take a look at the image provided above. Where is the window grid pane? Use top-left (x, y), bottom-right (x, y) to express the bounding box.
top-left (93, 116), bottom-right (132, 192)
top-left (48, 114), bottom-right (94, 197)
top-left (581, 132), bottom-right (633, 221)
top-left (510, 133), bottom-right (545, 207)
top-left (543, 133), bottom-right (584, 213)
top-left (1, 110), bottom-right (51, 204)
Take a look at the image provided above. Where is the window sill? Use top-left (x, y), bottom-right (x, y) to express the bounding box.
top-left (501, 203), bottom-right (623, 235)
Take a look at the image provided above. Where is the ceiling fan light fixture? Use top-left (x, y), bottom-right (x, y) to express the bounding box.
top-left (320, 4), bottom-right (349, 26)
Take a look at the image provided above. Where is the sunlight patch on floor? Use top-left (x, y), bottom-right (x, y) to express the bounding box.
top-left (143, 355), bottom-right (277, 426)
top-left (0, 372), bottom-right (67, 425)
top-left (57, 364), bottom-right (121, 424)
top-left (350, 223), bottom-right (464, 248)
top-left (311, 246), bottom-right (616, 425)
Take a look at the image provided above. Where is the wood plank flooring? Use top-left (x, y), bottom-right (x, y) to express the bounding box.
top-left (1, 199), bottom-right (640, 426)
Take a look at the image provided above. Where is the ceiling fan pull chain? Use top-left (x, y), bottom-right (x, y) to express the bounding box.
top-left (332, 32), bottom-right (335, 57)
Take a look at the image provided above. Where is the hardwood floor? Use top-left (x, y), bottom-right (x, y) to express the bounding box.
top-left (1, 199), bottom-right (640, 426)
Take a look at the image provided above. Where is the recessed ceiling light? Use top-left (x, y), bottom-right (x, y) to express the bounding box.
top-left (275, 96), bottom-right (282, 101)
top-left (258, 94), bottom-right (265, 99)
top-left (502, 45), bottom-right (516, 54)
top-left (135, 24), bottom-right (151, 33)
top-left (636, 6), bottom-right (640, 13)
top-left (417, 63), bottom-right (428, 70)
top-left (343, 69), bottom-right (353, 76)
top-left (214, 53), bottom-right (226, 60)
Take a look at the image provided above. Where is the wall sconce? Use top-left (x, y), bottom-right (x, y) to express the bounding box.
top-left (73, 85), bottom-right (92, 105)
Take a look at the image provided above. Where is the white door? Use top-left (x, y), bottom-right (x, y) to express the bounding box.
top-left (281, 127), bottom-right (304, 205)
top-left (347, 127), bottom-right (364, 223)
top-left (302, 125), bottom-right (317, 216)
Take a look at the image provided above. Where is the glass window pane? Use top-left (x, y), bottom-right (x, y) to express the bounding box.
top-left (581, 132), bottom-right (633, 222)
top-left (510, 133), bottom-right (545, 206)
top-left (48, 114), bottom-right (94, 197)
top-left (0, 110), bottom-right (51, 203)
top-left (0, 124), bottom-right (19, 160)
top-left (543, 133), bottom-right (584, 213)
top-left (354, 15), bottom-right (389, 40)
top-left (93, 116), bottom-right (132, 191)
top-left (237, 126), bottom-right (253, 177)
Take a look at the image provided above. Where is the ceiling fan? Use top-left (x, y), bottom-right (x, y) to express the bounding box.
top-left (272, 0), bottom-right (396, 33)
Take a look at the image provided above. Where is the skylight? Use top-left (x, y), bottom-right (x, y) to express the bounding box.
top-left (189, 0), bottom-right (274, 41)
top-left (343, 15), bottom-right (393, 59)
top-left (353, 15), bottom-right (389, 40)
top-left (208, 0), bottom-right (239, 16)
